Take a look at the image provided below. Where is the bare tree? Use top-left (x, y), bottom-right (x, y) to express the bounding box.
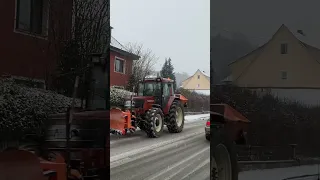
top-left (125, 43), bottom-right (158, 91)
top-left (14, 0), bottom-right (109, 96)
top-left (47, 0), bottom-right (110, 96)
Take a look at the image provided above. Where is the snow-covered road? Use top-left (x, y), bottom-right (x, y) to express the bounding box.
top-left (239, 165), bottom-right (320, 180)
top-left (110, 114), bottom-right (210, 180)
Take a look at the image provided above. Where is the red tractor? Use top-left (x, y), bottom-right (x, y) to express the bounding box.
top-left (110, 75), bottom-right (188, 138)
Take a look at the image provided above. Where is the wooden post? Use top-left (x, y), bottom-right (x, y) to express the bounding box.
top-left (289, 144), bottom-right (297, 160)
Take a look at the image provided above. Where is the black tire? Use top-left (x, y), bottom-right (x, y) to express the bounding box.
top-left (144, 108), bottom-right (164, 138)
top-left (167, 100), bottom-right (185, 133)
top-left (211, 127), bottom-right (238, 180)
top-left (206, 134), bottom-right (210, 141)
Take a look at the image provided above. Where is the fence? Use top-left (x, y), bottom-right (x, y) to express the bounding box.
top-left (236, 144), bottom-right (320, 171)
top-left (236, 144), bottom-right (298, 161)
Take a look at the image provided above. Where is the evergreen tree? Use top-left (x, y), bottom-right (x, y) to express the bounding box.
top-left (160, 58), bottom-right (177, 90)
top-left (160, 59), bottom-right (169, 77)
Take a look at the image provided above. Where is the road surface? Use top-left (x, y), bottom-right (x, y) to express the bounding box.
top-left (239, 164), bottom-right (320, 180)
top-left (110, 115), bottom-right (210, 180)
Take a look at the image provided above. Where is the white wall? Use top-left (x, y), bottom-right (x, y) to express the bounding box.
top-left (255, 88), bottom-right (320, 106)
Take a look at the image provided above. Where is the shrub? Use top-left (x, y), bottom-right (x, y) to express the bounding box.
top-left (110, 87), bottom-right (134, 107)
top-left (178, 88), bottom-right (209, 112)
top-left (0, 78), bottom-right (78, 141)
top-left (212, 85), bottom-right (320, 156)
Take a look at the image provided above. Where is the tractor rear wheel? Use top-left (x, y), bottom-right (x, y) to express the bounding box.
top-left (167, 100), bottom-right (185, 133)
top-left (145, 107), bottom-right (164, 138)
top-left (211, 128), bottom-right (238, 180)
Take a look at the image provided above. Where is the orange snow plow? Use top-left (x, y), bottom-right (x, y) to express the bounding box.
top-left (0, 149), bottom-right (64, 180)
top-left (211, 103), bottom-right (250, 123)
top-left (211, 103), bottom-right (251, 144)
top-left (110, 108), bottom-right (134, 135)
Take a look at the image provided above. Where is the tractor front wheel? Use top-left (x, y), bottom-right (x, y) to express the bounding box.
top-left (145, 108), bottom-right (164, 138)
top-left (167, 100), bottom-right (185, 133)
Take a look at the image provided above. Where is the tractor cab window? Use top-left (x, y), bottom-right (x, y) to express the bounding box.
top-left (138, 82), bottom-right (161, 96)
top-left (163, 83), bottom-right (170, 97)
top-left (168, 83), bottom-right (173, 95)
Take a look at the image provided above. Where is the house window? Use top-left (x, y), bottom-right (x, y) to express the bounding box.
top-left (281, 71), bottom-right (287, 79)
top-left (15, 0), bottom-right (48, 35)
top-left (114, 58), bottom-right (125, 73)
top-left (197, 84), bottom-right (200, 88)
top-left (197, 75), bottom-right (200, 79)
top-left (281, 43), bottom-right (288, 54)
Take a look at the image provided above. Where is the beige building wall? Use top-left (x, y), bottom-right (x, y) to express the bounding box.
top-left (230, 25), bottom-right (320, 88)
top-left (181, 70), bottom-right (210, 90)
top-left (229, 25), bottom-right (320, 106)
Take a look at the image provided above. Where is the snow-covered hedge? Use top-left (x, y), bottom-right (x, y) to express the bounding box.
top-left (0, 79), bottom-right (134, 140)
top-left (110, 87), bottom-right (134, 107)
top-left (0, 78), bottom-right (78, 140)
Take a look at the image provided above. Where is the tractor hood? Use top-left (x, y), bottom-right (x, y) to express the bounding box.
top-left (124, 96), bottom-right (155, 109)
top-left (132, 96), bottom-right (155, 103)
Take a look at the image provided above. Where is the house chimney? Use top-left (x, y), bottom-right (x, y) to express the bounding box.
top-left (110, 26), bottom-right (113, 37)
top-left (297, 30), bottom-right (306, 36)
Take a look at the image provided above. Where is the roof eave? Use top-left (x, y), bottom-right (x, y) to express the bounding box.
top-left (110, 46), bottom-right (140, 60)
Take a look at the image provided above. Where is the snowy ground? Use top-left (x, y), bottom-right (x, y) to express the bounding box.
top-left (239, 165), bottom-right (320, 180)
top-left (110, 114), bottom-right (209, 180)
top-left (184, 113), bottom-right (209, 123)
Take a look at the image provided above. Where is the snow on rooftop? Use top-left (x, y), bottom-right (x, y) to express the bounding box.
top-left (145, 75), bottom-right (158, 79)
top-left (193, 90), bottom-right (210, 96)
top-left (110, 36), bottom-right (128, 51)
top-left (201, 70), bottom-right (210, 77)
top-left (222, 75), bottom-right (233, 82)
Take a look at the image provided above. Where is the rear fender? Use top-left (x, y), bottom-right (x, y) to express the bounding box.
top-left (174, 94), bottom-right (188, 107)
top-left (152, 104), bottom-right (161, 109)
top-left (163, 96), bottom-right (176, 114)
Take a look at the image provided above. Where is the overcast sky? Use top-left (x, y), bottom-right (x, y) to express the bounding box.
top-left (111, 0), bottom-right (210, 76)
top-left (211, 0), bottom-right (320, 48)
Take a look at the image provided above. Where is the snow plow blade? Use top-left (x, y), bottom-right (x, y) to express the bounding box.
top-left (110, 108), bottom-right (133, 135)
top-left (0, 149), bottom-right (47, 180)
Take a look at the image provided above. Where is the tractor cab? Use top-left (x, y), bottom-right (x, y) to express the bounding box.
top-left (137, 76), bottom-right (174, 108)
top-left (112, 75), bottom-right (188, 138)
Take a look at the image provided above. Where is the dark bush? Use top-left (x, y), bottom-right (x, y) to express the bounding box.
top-left (179, 88), bottom-right (209, 112)
top-left (212, 85), bottom-right (320, 157)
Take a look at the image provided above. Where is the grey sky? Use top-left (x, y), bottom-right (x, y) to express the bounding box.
top-left (111, 0), bottom-right (210, 76)
top-left (211, 0), bottom-right (320, 48)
